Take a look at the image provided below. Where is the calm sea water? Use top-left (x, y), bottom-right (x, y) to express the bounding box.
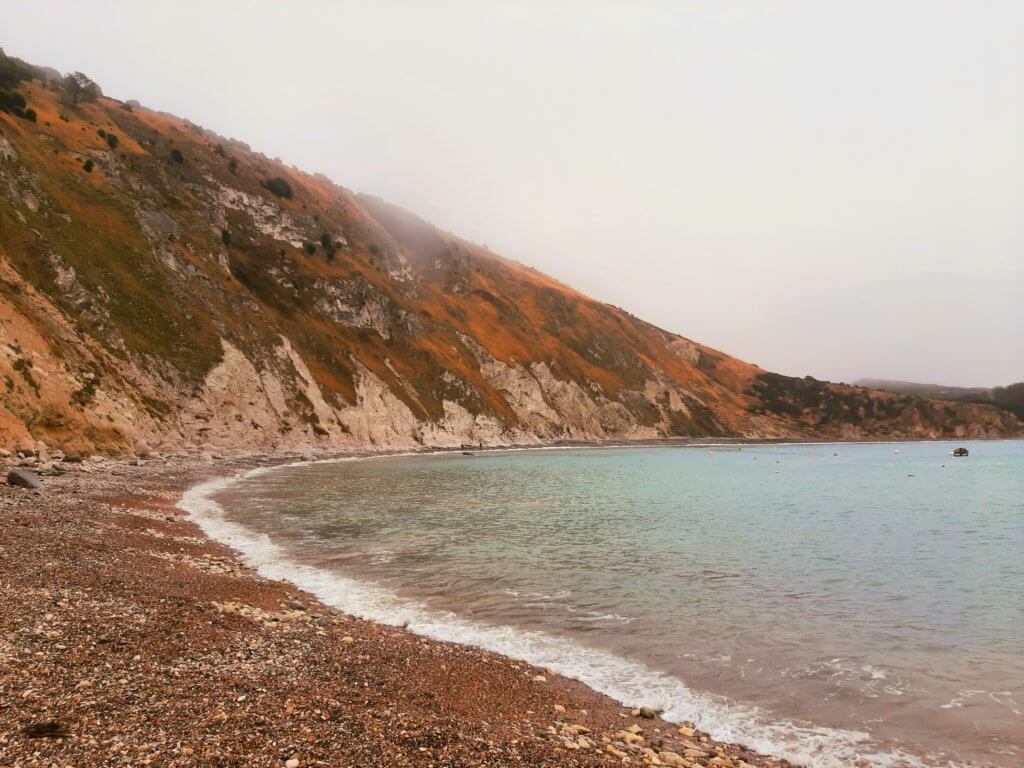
top-left (198, 441), bottom-right (1024, 767)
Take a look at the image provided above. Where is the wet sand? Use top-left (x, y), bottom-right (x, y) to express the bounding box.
top-left (0, 453), bottom-right (790, 767)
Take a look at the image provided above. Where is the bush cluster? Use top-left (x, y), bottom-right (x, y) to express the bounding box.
top-left (320, 232), bottom-right (340, 261)
top-left (261, 176), bottom-right (293, 199)
top-left (2, 90), bottom-right (27, 111)
top-left (0, 88), bottom-right (35, 121)
top-left (97, 128), bottom-right (119, 149)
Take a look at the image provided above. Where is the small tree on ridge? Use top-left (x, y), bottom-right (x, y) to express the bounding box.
top-left (61, 72), bottom-right (101, 109)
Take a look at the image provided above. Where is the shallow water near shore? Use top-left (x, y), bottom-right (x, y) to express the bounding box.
top-left (193, 441), bottom-right (1024, 767)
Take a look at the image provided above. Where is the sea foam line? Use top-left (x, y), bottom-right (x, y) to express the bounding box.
top-left (178, 456), bottom-right (953, 768)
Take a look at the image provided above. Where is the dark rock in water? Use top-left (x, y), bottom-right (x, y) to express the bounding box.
top-left (24, 720), bottom-right (68, 738)
top-left (7, 467), bottom-right (43, 489)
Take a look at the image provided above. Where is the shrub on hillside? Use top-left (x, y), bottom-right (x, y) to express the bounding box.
top-left (221, 229), bottom-right (231, 248)
top-left (261, 176), bottom-right (293, 199)
top-left (303, 242), bottom-right (316, 255)
top-left (0, 88), bottom-right (29, 119)
top-left (320, 233), bottom-right (339, 261)
top-left (83, 158), bottom-right (94, 173)
top-left (170, 148), bottom-right (184, 163)
top-left (105, 133), bottom-right (119, 149)
top-left (0, 90), bottom-right (36, 121)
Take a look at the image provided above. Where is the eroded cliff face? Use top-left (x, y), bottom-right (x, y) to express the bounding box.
top-left (0, 66), bottom-right (1018, 457)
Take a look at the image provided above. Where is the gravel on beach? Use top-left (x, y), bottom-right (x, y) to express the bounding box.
top-left (0, 454), bottom-right (790, 768)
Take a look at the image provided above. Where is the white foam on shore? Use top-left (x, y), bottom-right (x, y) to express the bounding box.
top-left (179, 457), bottom-right (956, 768)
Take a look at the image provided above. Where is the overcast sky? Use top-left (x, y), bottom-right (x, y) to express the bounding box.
top-left (4, 1), bottom-right (1021, 386)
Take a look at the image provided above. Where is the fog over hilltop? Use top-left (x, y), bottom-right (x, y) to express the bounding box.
top-left (2, 1), bottom-right (1022, 386)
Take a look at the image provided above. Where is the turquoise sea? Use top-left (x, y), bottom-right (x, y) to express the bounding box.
top-left (186, 440), bottom-right (1024, 767)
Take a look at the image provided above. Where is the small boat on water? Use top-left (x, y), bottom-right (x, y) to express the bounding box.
top-left (951, 447), bottom-right (969, 457)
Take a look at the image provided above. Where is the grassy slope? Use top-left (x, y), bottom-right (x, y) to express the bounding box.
top-left (0, 66), bottom-right (1018, 451)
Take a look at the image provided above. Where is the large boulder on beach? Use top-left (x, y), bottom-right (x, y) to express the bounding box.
top-left (7, 467), bottom-right (43, 489)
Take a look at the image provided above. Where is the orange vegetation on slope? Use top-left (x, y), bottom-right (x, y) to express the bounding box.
top-left (0, 56), bottom-right (1018, 454)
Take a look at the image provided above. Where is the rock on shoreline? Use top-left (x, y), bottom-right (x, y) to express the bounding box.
top-left (7, 466), bottom-right (43, 489)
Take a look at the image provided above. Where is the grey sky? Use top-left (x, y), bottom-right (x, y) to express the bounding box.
top-left (4, 1), bottom-right (1021, 386)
